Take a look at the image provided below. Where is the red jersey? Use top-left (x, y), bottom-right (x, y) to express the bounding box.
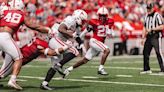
top-left (89, 18), bottom-right (114, 42)
top-left (0, 10), bottom-right (25, 32)
top-left (21, 38), bottom-right (48, 65)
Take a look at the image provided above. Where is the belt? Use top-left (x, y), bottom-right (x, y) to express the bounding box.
top-left (148, 31), bottom-right (159, 35)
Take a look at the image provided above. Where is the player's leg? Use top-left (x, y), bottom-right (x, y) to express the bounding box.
top-left (59, 47), bottom-right (79, 67)
top-left (41, 55), bottom-right (63, 90)
top-left (0, 53), bottom-right (14, 79)
top-left (40, 67), bottom-right (56, 90)
top-left (91, 38), bottom-right (109, 75)
top-left (0, 53), bottom-right (14, 87)
top-left (0, 33), bottom-right (23, 90)
top-left (41, 37), bottom-right (67, 90)
top-left (49, 37), bottom-right (79, 73)
top-left (63, 47), bottom-right (97, 77)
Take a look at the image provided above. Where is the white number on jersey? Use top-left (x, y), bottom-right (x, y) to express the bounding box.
top-left (97, 25), bottom-right (109, 37)
top-left (4, 12), bottom-right (22, 24)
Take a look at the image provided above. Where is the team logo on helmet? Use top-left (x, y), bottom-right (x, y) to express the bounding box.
top-left (97, 6), bottom-right (109, 15)
top-left (73, 9), bottom-right (88, 25)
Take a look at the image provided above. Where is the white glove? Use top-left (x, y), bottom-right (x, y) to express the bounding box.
top-left (72, 32), bottom-right (78, 38)
top-left (65, 40), bottom-right (73, 48)
top-left (48, 28), bottom-right (56, 38)
top-left (106, 29), bottom-right (115, 37)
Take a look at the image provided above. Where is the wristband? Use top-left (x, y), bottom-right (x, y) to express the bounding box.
top-left (44, 48), bottom-right (49, 55)
top-left (55, 49), bottom-right (60, 55)
top-left (46, 27), bottom-right (52, 34)
top-left (63, 45), bottom-right (68, 51)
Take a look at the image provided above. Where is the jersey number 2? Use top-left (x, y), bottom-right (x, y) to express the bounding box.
top-left (97, 25), bottom-right (109, 37)
top-left (4, 13), bottom-right (22, 24)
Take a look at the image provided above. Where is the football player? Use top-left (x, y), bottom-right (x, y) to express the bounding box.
top-left (63, 6), bottom-right (114, 77)
top-left (40, 9), bottom-right (88, 90)
top-left (0, 37), bottom-right (70, 79)
top-left (0, 0), bottom-right (51, 90)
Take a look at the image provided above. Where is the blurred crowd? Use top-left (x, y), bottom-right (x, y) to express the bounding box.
top-left (0, 0), bottom-right (164, 35)
top-left (22, 0), bottom-right (163, 29)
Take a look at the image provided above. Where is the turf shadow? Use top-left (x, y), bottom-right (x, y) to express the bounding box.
top-left (53, 84), bottom-right (89, 90)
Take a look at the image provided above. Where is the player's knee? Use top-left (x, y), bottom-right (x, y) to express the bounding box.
top-left (104, 48), bottom-right (110, 55)
top-left (83, 58), bottom-right (89, 64)
top-left (50, 67), bottom-right (57, 72)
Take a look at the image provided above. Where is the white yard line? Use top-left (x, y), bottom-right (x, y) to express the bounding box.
top-left (23, 65), bottom-right (160, 71)
top-left (116, 75), bottom-right (133, 78)
top-left (82, 76), bottom-right (99, 79)
top-left (19, 75), bottom-right (164, 87)
top-left (16, 79), bottom-right (27, 82)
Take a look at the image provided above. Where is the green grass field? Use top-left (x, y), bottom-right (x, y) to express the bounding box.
top-left (1, 55), bottom-right (164, 92)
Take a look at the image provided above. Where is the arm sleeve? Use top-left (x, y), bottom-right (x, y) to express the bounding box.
top-left (156, 13), bottom-right (164, 25)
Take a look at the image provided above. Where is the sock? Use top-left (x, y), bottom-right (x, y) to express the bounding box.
top-left (44, 68), bottom-right (56, 83)
top-left (59, 53), bottom-right (76, 66)
top-left (42, 81), bottom-right (48, 86)
top-left (68, 66), bottom-right (73, 71)
top-left (99, 65), bottom-right (104, 71)
top-left (10, 75), bottom-right (16, 82)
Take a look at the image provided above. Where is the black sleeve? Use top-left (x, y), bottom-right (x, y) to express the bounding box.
top-left (87, 25), bottom-right (93, 32)
top-left (75, 36), bottom-right (83, 45)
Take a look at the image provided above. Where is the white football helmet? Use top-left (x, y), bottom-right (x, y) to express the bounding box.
top-left (72, 9), bottom-right (88, 25)
top-left (97, 6), bottom-right (109, 15)
top-left (8, 0), bottom-right (25, 10)
top-left (0, 3), bottom-right (9, 16)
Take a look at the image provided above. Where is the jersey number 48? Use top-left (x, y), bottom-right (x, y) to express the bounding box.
top-left (4, 13), bottom-right (22, 24)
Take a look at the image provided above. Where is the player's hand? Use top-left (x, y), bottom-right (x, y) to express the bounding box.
top-left (72, 32), bottom-right (78, 38)
top-left (65, 40), bottom-right (73, 48)
top-left (48, 28), bottom-right (56, 38)
top-left (75, 36), bottom-right (83, 45)
top-left (106, 29), bottom-right (115, 37)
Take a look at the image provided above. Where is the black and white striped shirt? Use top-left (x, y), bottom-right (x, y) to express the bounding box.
top-left (144, 12), bottom-right (164, 31)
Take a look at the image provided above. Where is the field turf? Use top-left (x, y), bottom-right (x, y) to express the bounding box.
top-left (0, 55), bottom-right (164, 92)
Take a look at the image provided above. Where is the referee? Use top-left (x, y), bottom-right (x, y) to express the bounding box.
top-left (141, 3), bottom-right (164, 74)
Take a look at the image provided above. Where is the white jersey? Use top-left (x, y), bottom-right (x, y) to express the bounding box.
top-left (51, 16), bottom-right (77, 41)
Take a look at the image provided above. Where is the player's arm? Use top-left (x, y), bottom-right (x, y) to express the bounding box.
top-left (24, 16), bottom-right (50, 33)
top-left (80, 24), bottom-right (93, 39)
top-left (58, 24), bottom-right (76, 38)
top-left (39, 47), bottom-right (68, 56)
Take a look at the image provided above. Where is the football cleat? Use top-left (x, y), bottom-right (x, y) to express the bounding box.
top-left (98, 68), bottom-right (108, 75)
top-left (140, 70), bottom-right (152, 74)
top-left (8, 80), bottom-right (23, 90)
top-left (63, 68), bottom-right (71, 78)
top-left (54, 63), bottom-right (64, 75)
top-left (40, 84), bottom-right (53, 90)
